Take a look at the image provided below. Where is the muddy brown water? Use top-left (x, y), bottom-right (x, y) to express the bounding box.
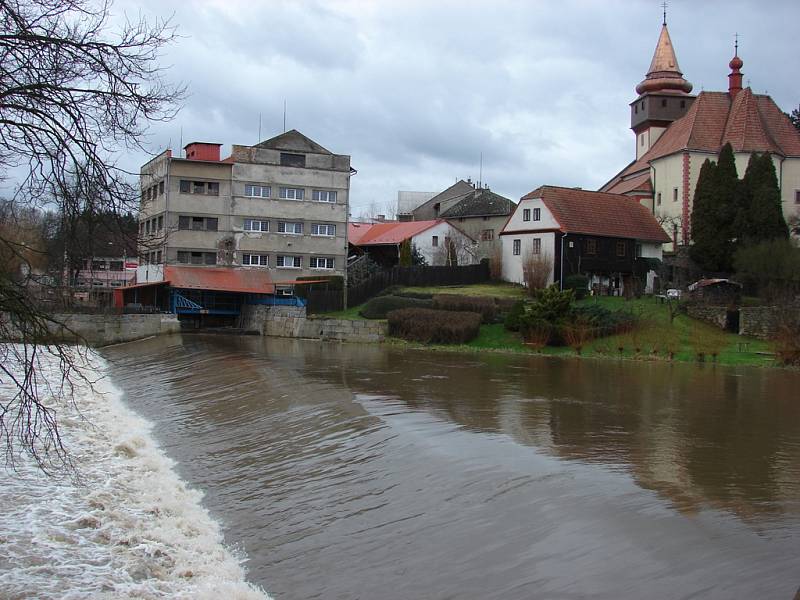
top-left (103, 334), bottom-right (800, 600)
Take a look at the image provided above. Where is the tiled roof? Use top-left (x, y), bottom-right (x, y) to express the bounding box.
top-left (515, 186), bottom-right (670, 243)
top-left (440, 189), bottom-right (515, 218)
top-left (348, 220), bottom-right (443, 246)
top-left (164, 266), bottom-right (274, 294)
top-left (600, 89), bottom-right (800, 194)
top-left (412, 180), bottom-right (475, 216)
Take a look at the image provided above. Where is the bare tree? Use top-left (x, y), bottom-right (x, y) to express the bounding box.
top-left (1, 0), bottom-right (183, 471)
top-left (522, 249), bottom-right (552, 293)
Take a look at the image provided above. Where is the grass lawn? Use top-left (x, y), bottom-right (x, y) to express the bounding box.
top-left (313, 303), bottom-right (366, 320)
top-left (397, 282), bottom-right (526, 299)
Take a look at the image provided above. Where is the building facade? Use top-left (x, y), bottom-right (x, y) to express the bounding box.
top-left (601, 21), bottom-right (800, 249)
top-left (137, 130), bottom-right (352, 286)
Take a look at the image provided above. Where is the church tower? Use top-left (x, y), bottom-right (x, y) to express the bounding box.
top-left (630, 18), bottom-right (695, 159)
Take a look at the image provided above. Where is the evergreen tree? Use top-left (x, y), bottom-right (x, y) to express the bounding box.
top-left (411, 243), bottom-right (428, 266)
top-left (787, 105), bottom-right (800, 132)
top-left (690, 158), bottom-right (732, 272)
top-left (744, 153), bottom-right (789, 243)
top-left (399, 239), bottom-right (412, 266)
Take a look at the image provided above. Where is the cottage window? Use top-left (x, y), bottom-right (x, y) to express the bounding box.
top-left (585, 239), bottom-right (597, 255)
top-left (242, 253), bottom-right (269, 267)
top-left (278, 221), bottom-right (303, 234)
top-left (311, 223), bottom-right (336, 236)
top-left (661, 99), bottom-right (667, 107)
top-left (244, 219), bottom-right (269, 232)
top-left (532, 238), bottom-right (541, 255)
top-left (245, 184), bottom-right (271, 198)
top-left (310, 257), bottom-right (335, 269)
top-left (276, 255), bottom-right (302, 268)
top-left (432, 235), bottom-right (439, 247)
top-left (533, 208), bottom-right (541, 221)
top-left (523, 208), bottom-right (531, 222)
top-left (279, 187), bottom-right (305, 200)
top-left (513, 239), bottom-right (521, 256)
top-left (481, 229), bottom-right (494, 241)
top-left (616, 241), bottom-right (626, 257)
top-left (312, 190), bottom-right (337, 203)
top-left (280, 153), bottom-right (306, 168)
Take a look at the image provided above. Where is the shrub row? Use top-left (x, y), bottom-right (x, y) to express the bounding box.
top-left (359, 295), bottom-right (433, 319)
top-left (387, 308), bottom-right (482, 344)
top-left (432, 294), bottom-right (497, 323)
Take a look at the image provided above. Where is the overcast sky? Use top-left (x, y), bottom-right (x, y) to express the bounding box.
top-left (115, 0), bottom-right (797, 215)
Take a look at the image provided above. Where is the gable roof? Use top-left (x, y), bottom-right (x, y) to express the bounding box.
top-left (349, 220), bottom-right (473, 246)
top-left (412, 180), bottom-right (475, 215)
top-left (255, 129), bottom-right (332, 155)
top-left (601, 89), bottom-right (800, 194)
top-left (439, 188), bottom-right (515, 218)
top-left (508, 186), bottom-right (670, 243)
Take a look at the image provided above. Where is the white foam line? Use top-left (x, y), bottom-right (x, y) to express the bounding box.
top-left (0, 345), bottom-right (272, 599)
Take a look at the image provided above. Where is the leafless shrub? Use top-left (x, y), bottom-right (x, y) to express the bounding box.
top-left (771, 316), bottom-right (800, 366)
top-left (563, 317), bottom-right (595, 355)
top-left (522, 250), bottom-right (552, 295)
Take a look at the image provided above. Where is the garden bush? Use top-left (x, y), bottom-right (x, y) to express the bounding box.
top-left (563, 274), bottom-right (590, 300)
top-left (432, 294), bottom-right (497, 323)
top-left (571, 304), bottom-right (637, 336)
top-left (387, 308), bottom-right (482, 344)
top-left (504, 300), bottom-right (526, 331)
top-left (359, 295), bottom-right (433, 319)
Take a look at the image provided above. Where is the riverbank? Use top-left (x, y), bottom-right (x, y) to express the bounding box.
top-left (0, 347), bottom-right (270, 599)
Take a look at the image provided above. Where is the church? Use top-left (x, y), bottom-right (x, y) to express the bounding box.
top-left (600, 19), bottom-right (800, 251)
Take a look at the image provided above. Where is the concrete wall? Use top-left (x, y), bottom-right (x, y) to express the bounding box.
top-left (240, 304), bottom-right (387, 343)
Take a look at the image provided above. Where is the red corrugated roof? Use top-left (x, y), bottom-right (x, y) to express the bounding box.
top-left (514, 186), bottom-right (670, 243)
top-left (348, 220), bottom-right (443, 245)
top-left (164, 266), bottom-right (274, 294)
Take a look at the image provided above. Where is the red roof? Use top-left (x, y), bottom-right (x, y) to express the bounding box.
top-left (348, 220), bottom-right (444, 246)
top-left (601, 89), bottom-right (800, 194)
top-left (510, 186), bottom-right (670, 243)
top-left (164, 266), bottom-right (274, 294)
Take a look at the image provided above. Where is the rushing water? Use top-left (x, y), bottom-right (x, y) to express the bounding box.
top-left (95, 334), bottom-right (800, 600)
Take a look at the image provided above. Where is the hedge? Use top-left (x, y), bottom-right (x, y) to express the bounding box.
top-left (359, 295), bottom-right (433, 319)
top-left (432, 294), bottom-right (497, 323)
top-left (387, 308), bottom-right (482, 344)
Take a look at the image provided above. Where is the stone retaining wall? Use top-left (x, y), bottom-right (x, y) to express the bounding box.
top-left (685, 305), bottom-right (728, 330)
top-left (240, 304), bottom-right (387, 343)
top-left (739, 306), bottom-right (800, 340)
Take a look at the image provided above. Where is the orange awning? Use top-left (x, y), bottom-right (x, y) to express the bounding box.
top-left (164, 266), bottom-right (274, 294)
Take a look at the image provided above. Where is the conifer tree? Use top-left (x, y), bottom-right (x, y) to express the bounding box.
top-left (399, 238), bottom-right (412, 266)
top-left (744, 153), bottom-right (789, 243)
top-left (690, 159), bottom-right (727, 271)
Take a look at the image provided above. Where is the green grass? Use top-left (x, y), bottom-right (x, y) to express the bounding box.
top-left (313, 303), bottom-right (366, 320)
top-left (397, 282), bottom-right (526, 299)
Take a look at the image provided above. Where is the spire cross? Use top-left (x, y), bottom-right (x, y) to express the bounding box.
top-left (661, 1), bottom-right (668, 25)
top-left (734, 32), bottom-right (739, 56)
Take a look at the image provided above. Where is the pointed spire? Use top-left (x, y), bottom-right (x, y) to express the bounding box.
top-left (728, 35), bottom-right (744, 99)
top-left (636, 23), bottom-right (693, 96)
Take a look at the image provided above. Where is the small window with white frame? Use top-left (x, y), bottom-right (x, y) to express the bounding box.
top-left (245, 184), bottom-right (271, 198)
top-left (242, 253), bottom-right (269, 267)
top-left (244, 219), bottom-right (269, 232)
top-left (311, 223), bottom-right (336, 236)
top-left (309, 256), bottom-right (335, 269)
top-left (312, 189), bottom-right (337, 203)
top-left (532, 238), bottom-right (541, 254)
top-left (533, 208), bottom-right (541, 221)
top-left (278, 221), bottom-right (303, 234)
top-left (276, 255), bottom-right (302, 268)
top-left (523, 208), bottom-right (531, 221)
top-left (279, 187), bottom-right (304, 200)
top-left (513, 239), bottom-right (521, 255)
top-left (432, 235), bottom-right (439, 247)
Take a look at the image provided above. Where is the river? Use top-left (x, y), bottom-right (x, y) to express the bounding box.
top-left (100, 334), bottom-right (800, 599)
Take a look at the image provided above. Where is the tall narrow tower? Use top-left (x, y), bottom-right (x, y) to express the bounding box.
top-left (630, 20), bottom-right (695, 159)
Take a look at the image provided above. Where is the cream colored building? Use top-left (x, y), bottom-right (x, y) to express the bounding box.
top-left (601, 22), bottom-right (800, 250)
top-left (137, 130), bottom-right (352, 285)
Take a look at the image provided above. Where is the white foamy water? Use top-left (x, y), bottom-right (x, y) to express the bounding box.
top-left (0, 346), bottom-right (271, 600)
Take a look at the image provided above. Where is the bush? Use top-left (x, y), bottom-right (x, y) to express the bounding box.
top-left (564, 274), bottom-right (590, 300)
top-left (571, 304), bottom-right (637, 337)
top-left (432, 294), bottom-right (497, 323)
top-left (771, 318), bottom-right (800, 366)
top-left (388, 308), bottom-right (482, 344)
top-left (504, 300), bottom-right (526, 331)
top-left (359, 295), bottom-right (433, 319)
top-left (521, 318), bottom-right (552, 349)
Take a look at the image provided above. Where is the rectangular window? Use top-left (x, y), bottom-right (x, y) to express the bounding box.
top-left (311, 223), bottom-right (336, 236)
top-left (157, 215), bottom-right (163, 230)
top-left (178, 215), bottom-right (190, 230)
top-left (244, 219), bottom-right (269, 232)
top-left (244, 184), bottom-right (271, 198)
top-left (661, 99), bottom-right (667, 107)
top-left (145, 220), bottom-right (151, 234)
top-left (139, 222), bottom-right (144, 235)
top-left (616, 241), bottom-right (626, 257)
top-left (280, 153), bottom-right (306, 168)
top-left (109, 261), bottom-right (123, 271)
top-left (312, 189), bottom-right (337, 203)
top-left (635, 244), bottom-right (642, 258)
top-left (513, 239), bottom-right (521, 256)
top-left (673, 187), bottom-right (679, 202)
top-left (278, 221), bottom-right (303, 234)
top-left (191, 216), bottom-right (205, 231)
top-left (159, 181), bottom-right (164, 195)
top-left (795, 190), bottom-right (800, 204)
top-left (204, 252), bottom-right (216, 265)
top-left (192, 181), bottom-right (205, 194)
top-left (532, 238), bottom-right (541, 255)
top-left (657, 192), bottom-right (662, 206)
top-left (432, 235), bottom-right (439, 247)
top-left (242, 253), bottom-right (269, 267)
top-left (279, 187), bottom-right (305, 200)
top-left (533, 208), bottom-right (541, 221)
top-left (92, 260), bottom-right (106, 271)
top-left (586, 239), bottom-right (597, 255)
top-left (179, 180), bottom-right (190, 193)
top-left (523, 208), bottom-right (531, 221)
top-left (480, 229), bottom-right (494, 241)
top-left (207, 182), bottom-right (219, 195)
top-left (156, 250), bottom-right (162, 263)
top-left (177, 251), bottom-right (189, 264)
top-left (276, 255), bottom-right (301, 268)
top-left (309, 256), bottom-right (335, 269)
top-left (206, 217), bottom-right (218, 231)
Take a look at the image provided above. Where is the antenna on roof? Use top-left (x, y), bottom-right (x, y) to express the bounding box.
top-left (179, 126), bottom-right (183, 155)
top-left (661, 1), bottom-right (667, 25)
top-left (258, 113), bottom-right (262, 142)
top-left (479, 152), bottom-right (483, 189)
top-left (283, 99), bottom-right (287, 133)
